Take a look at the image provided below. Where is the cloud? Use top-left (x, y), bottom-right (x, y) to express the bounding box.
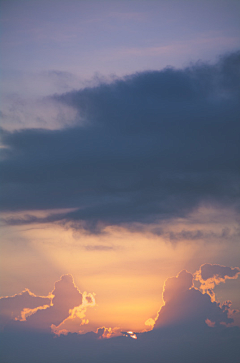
top-left (199, 264), bottom-right (240, 281)
top-left (0, 51), bottom-right (240, 233)
top-left (4, 274), bottom-right (83, 332)
top-left (1, 267), bottom-right (240, 363)
top-left (51, 291), bottom-right (96, 335)
top-left (1, 274), bottom-right (99, 336)
top-left (159, 227), bottom-right (240, 242)
top-left (194, 263), bottom-right (240, 299)
top-left (0, 266), bottom-right (240, 363)
top-left (0, 289), bottom-right (51, 330)
top-left (0, 92), bottom-right (78, 131)
top-left (154, 268), bottom-right (235, 330)
top-left (84, 245), bottom-right (114, 251)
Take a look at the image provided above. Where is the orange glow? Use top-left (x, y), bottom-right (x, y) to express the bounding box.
top-left (18, 304), bottom-right (51, 321)
top-left (51, 290), bottom-right (96, 335)
top-left (1, 206), bottom-right (240, 333)
top-left (144, 318), bottom-right (155, 329)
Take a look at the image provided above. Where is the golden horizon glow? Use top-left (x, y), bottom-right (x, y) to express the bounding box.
top-left (1, 206), bottom-right (240, 333)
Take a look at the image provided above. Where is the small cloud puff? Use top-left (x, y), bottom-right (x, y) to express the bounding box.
top-left (96, 326), bottom-right (122, 339)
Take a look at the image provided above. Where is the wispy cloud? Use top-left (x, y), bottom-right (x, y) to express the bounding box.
top-left (84, 245), bottom-right (114, 251)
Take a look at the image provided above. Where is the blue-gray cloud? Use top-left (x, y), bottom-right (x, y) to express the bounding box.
top-left (1, 51), bottom-right (240, 233)
top-left (154, 269), bottom-right (233, 329)
top-left (199, 263), bottom-right (240, 281)
top-left (0, 290), bottom-right (50, 330)
top-left (1, 324), bottom-right (239, 363)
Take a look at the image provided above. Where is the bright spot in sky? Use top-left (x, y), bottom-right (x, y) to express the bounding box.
top-left (127, 331), bottom-right (137, 339)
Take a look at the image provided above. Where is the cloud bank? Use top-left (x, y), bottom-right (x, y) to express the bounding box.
top-left (1, 51), bottom-right (240, 233)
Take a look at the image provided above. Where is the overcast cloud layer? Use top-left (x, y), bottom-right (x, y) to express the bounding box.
top-left (1, 51), bottom-right (240, 232)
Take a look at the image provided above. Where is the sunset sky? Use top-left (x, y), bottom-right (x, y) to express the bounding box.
top-left (1, 1), bottom-right (240, 362)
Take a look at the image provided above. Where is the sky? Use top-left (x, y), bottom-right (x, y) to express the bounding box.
top-left (0, 1), bottom-right (240, 362)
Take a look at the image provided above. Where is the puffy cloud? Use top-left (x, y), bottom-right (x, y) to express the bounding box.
top-left (162, 270), bottom-right (193, 303)
top-left (51, 291), bottom-right (96, 335)
top-left (5, 274), bottom-right (83, 332)
top-left (1, 51), bottom-right (240, 233)
top-left (154, 269), bottom-right (234, 329)
top-left (1, 273), bottom-right (118, 338)
top-left (199, 263), bottom-right (240, 281)
top-left (144, 318), bottom-right (155, 329)
top-left (194, 263), bottom-right (240, 299)
top-left (0, 289), bottom-right (50, 330)
top-left (1, 267), bottom-right (240, 363)
top-left (96, 326), bottom-right (122, 339)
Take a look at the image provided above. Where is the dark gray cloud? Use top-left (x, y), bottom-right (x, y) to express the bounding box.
top-left (156, 227), bottom-right (240, 242)
top-left (200, 264), bottom-right (240, 281)
top-left (0, 326), bottom-right (240, 363)
top-left (1, 51), bottom-right (240, 233)
top-left (1, 324), bottom-right (240, 363)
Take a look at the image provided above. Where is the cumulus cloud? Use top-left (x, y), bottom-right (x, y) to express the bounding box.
top-left (0, 273), bottom-right (118, 338)
top-left (51, 291), bottom-right (96, 335)
top-left (3, 275), bottom-right (86, 332)
top-left (0, 51), bottom-right (239, 233)
top-left (1, 267), bottom-right (240, 363)
top-left (96, 326), bottom-right (122, 339)
top-left (0, 289), bottom-right (50, 330)
top-left (154, 268), bottom-right (235, 329)
top-left (199, 263), bottom-right (240, 281)
top-left (194, 263), bottom-right (240, 299)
